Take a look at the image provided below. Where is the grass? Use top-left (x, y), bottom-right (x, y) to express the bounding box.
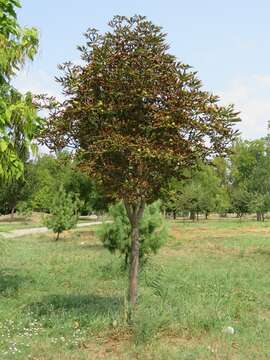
top-left (0, 215), bottom-right (101, 233)
top-left (0, 222), bottom-right (41, 232)
top-left (0, 219), bottom-right (269, 359)
top-left (0, 214), bottom-right (43, 233)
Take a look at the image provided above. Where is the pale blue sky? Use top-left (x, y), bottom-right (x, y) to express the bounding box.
top-left (14, 0), bottom-right (270, 139)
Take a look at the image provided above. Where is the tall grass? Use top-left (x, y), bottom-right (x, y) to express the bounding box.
top-left (0, 221), bottom-right (269, 359)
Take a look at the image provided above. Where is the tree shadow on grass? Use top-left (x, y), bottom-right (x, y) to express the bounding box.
top-left (0, 217), bottom-right (26, 223)
top-left (81, 243), bottom-right (104, 251)
top-left (27, 293), bottom-right (123, 319)
top-left (0, 268), bottom-right (32, 296)
top-left (253, 247), bottom-right (270, 256)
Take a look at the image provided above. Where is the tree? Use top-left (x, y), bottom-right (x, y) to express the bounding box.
top-left (23, 153), bottom-right (108, 214)
top-left (230, 185), bottom-right (251, 219)
top-left (161, 178), bottom-right (184, 219)
top-left (212, 156), bottom-right (231, 217)
top-left (248, 192), bottom-right (270, 221)
top-left (44, 15), bottom-right (239, 308)
top-left (215, 189), bottom-right (231, 217)
top-left (44, 187), bottom-right (79, 241)
top-left (0, 139), bottom-right (31, 217)
top-left (0, 152), bottom-right (107, 216)
top-left (0, 0), bottom-right (40, 180)
top-left (57, 152), bottom-right (109, 214)
top-left (0, 176), bottom-right (26, 216)
top-left (0, 154), bottom-right (58, 215)
top-left (174, 178), bottom-right (203, 220)
top-left (98, 201), bottom-right (167, 267)
top-left (189, 164), bottom-right (222, 220)
top-left (229, 139), bottom-right (270, 220)
top-left (163, 163), bottom-right (231, 220)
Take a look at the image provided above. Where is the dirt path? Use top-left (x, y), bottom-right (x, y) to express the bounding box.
top-left (0, 221), bottom-right (104, 239)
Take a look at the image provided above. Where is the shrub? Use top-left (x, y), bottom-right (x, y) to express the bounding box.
top-left (17, 201), bottom-right (33, 220)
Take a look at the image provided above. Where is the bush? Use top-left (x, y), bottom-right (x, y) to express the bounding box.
top-left (17, 201), bottom-right (33, 220)
top-left (98, 200), bottom-right (167, 267)
top-left (44, 187), bottom-right (79, 241)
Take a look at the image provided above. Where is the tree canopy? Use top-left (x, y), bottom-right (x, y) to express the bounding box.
top-left (0, 0), bottom-right (40, 179)
top-left (230, 139), bottom-right (270, 220)
top-left (0, 152), bottom-right (108, 215)
top-left (44, 15), bottom-right (239, 205)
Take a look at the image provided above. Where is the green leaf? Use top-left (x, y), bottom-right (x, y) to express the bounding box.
top-left (0, 139), bottom-right (8, 152)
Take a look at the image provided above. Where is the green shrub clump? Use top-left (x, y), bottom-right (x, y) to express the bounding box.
top-left (98, 200), bottom-right (167, 266)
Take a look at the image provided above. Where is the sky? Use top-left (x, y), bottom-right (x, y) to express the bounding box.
top-left (13, 0), bottom-right (270, 140)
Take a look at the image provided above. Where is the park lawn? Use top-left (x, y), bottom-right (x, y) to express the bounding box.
top-left (0, 214), bottom-right (44, 233)
top-left (0, 220), bottom-right (269, 359)
top-left (0, 216), bottom-right (100, 233)
top-left (0, 222), bottom-right (41, 233)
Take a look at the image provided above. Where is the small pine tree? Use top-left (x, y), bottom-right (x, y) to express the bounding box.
top-left (98, 201), bottom-right (167, 267)
top-left (44, 187), bottom-right (79, 240)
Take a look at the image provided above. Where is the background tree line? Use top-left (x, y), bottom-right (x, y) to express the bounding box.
top-left (2, 134), bottom-right (270, 222)
top-left (0, 151), bottom-right (108, 216)
top-left (163, 135), bottom-right (270, 221)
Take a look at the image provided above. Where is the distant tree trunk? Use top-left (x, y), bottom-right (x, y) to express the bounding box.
top-left (205, 211), bottom-right (209, 220)
top-left (55, 232), bottom-right (60, 241)
top-left (124, 200), bottom-right (145, 314)
top-left (173, 210), bottom-right (176, 220)
top-left (196, 211), bottom-right (199, 221)
top-left (10, 207), bottom-right (15, 219)
top-left (262, 213), bottom-right (265, 222)
top-left (190, 211), bottom-right (195, 221)
top-left (256, 212), bottom-right (262, 221)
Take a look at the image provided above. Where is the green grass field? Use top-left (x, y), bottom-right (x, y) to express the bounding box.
top-left (0, 219), bottom-right (269, 359)
top-left (0, 215), bottom-right (43, 233)
top-left (0, 218), bottom-right (98, 233)
top-left (0, 222), bottom-right (40, 232)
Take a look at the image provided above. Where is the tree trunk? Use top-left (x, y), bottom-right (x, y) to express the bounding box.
top-left (55, 232), bottom-right (60, 241)
top-left (173, 210), bottom-right (176, 220)
top-left (10, 207), bottom-right (15, 219)
top-left (129, 222), bottom-right (140, 308)
top-left (190, 211), bottom-right (195, 221)
top-left (256, 212), bottom-right (262, 221)
top-left (124, 200), bottom-right (145, 313)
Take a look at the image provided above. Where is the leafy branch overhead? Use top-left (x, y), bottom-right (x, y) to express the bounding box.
top-left (0, 0), bottom-right (41, 180)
